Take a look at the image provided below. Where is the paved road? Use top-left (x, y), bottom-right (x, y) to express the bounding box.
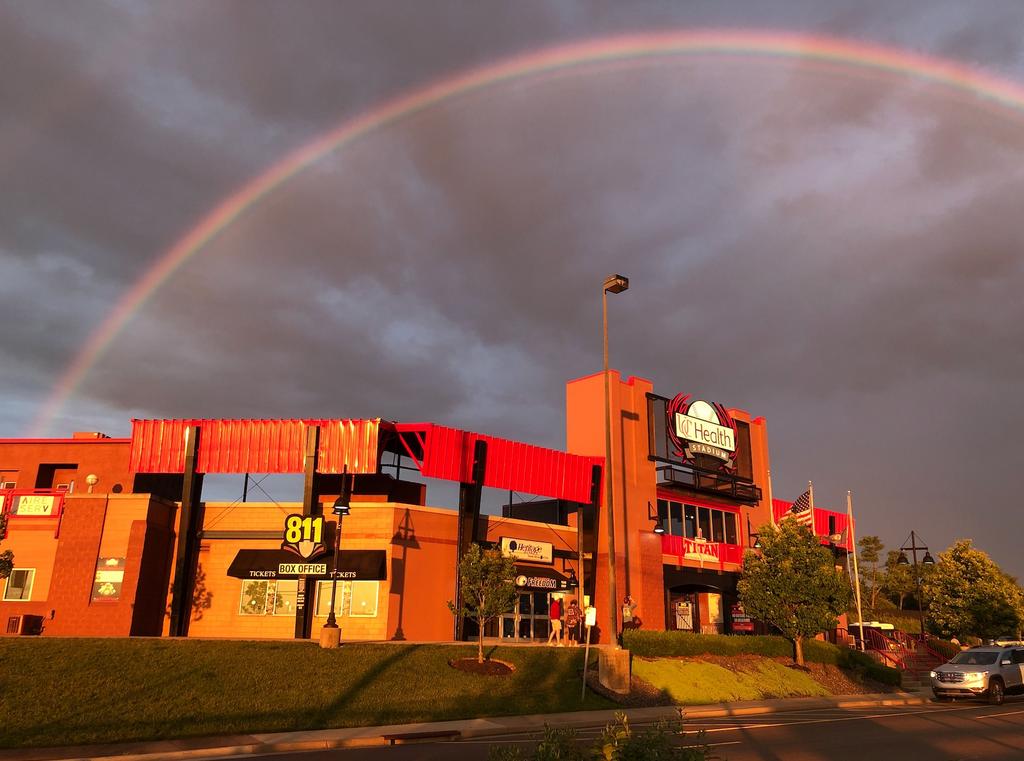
top-left (218, 700), bottom-right (1024, 761)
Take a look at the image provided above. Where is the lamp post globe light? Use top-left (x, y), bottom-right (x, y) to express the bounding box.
top-left (602, 274), bottom-right (628, 646)
top-left (897, 531), bottom-right (935, 639)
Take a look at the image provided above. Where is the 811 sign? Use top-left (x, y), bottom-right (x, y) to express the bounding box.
top-left (281, 514), bottom-right (327, 560)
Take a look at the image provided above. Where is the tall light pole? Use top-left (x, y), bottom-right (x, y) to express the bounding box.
top-left (897, 531), bottom-right (935, 639)
top-left (602, 274), bottom-right (628, 646)
top-left (325, 467), bottom-right (352, 632)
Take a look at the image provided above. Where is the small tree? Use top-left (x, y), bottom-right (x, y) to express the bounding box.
top-left (923, 539), bottom-right (1024, 640)
top-left (738, 519), bottom-right (851, 666)
top-left (448, 544), bottom-right (517, 664)
top-left (881, 549), bottom-right (915, 610)
top-left (0, 513), bottom-right (13, 581)
top-left (858, 535), bottom-right (885, 612)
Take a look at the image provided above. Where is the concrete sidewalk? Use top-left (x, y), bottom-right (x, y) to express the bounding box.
top-left (3, 693), bottom-right (928, 761)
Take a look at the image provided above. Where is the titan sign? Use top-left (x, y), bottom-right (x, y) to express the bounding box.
top-left (668, 395), bottom-right (737, 468)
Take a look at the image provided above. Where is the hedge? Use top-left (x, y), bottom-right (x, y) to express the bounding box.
top-left (622, 630), bottom-right (901, 686)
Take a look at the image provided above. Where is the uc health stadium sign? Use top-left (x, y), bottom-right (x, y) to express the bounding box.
top-left (668, 395), bottom-right (737, 468)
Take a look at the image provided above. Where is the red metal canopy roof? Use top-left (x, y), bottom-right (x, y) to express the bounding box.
top-left (128, 418), bottom-right (603, 504)
top-left (395, 423), bottom-right (602, 504)
top-left (129, 419), bottom-right (383, 475)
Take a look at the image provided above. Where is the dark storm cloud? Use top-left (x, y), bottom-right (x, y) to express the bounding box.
top-left (3, 1), bottom-right (1024, 574)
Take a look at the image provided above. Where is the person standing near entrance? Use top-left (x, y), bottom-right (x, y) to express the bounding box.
top-left (565, 599), bottom-right (581, 647)
top-left (546, 595), bottom-right (563, 646)
top-left (621, 594), bottom-right (638, 639)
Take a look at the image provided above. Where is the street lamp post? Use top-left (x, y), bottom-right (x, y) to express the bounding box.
top-left (323, 469), bottom-right (352, 641)
top-left (602, 274), bottom-right (628, 646)
top-left (897, 530), bottom-right (935, 640)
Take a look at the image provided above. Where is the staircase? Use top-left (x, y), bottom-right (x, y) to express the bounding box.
top-left (900, 648), bottom-right (944, 692)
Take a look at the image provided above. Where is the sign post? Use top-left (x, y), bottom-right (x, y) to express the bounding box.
top-left (581, 605), bottom-right (597, 700)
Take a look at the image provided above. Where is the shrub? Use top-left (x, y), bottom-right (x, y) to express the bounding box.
top-left (488, 713), bottom-right (708, 761)
top-left (926, 638), bottom-right (960, 661)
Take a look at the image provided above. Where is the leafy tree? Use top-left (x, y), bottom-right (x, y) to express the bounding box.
top-left (0, 514), bottom-right (12, 580)
top-left (881, 549), bottom-right (915, 610)
top-left (448, 543), bottom-right (517, 664)
top-left (858, 535), bottom-right (885, 612)
top-left (738, 519), bottom-right (851, 666)
top-left (923, 540), bottom-right (1024, 640)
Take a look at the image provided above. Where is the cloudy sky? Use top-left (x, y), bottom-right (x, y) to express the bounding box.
top-left (3, 1), bottom-right (1024, 575)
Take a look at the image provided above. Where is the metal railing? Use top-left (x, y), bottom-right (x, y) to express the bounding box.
top-left (661, 534), bottom-right (745, 570)
top-left (835, 626), bottom-right (947, 671)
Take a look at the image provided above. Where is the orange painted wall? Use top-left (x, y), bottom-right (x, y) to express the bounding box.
top-left (0, 439), bottom-right (132, 492)
top-left (567, 370), bottom-right (773, 638)
top-left (566, 371), bottom-right (663, 641)
top-left (0, 494), bottom-right (175, 636)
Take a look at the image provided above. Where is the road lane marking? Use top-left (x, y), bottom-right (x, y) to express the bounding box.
top-left (696, 704), bottom-right (1002, 734)
top-left (976, 708), bottom-right (1024, 719)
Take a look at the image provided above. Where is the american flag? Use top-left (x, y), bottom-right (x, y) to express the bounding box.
top-left (789, 488), bottom-right (814, 529)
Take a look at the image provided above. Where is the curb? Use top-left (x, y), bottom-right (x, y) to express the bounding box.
top-left (5, 694), bottom-right (930, 761)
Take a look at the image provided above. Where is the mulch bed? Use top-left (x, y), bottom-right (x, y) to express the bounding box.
top-left (449, 657), bottom-right (515, 676)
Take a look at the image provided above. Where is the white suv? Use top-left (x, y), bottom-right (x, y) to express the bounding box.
top-left (931, 646), bottom-right (1024, 705)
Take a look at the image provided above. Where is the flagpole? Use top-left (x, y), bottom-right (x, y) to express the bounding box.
top-left (847, 490), bottom-right (865, 651)
top-left (808, 480), bottom-right (815, 535)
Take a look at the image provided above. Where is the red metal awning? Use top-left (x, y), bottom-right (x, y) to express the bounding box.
top-left (394, 423), bottom-right (602, 504)
top-left (129, 418), bottom-right (602, 504)
top-left (129, 419), bottom-right (384, 474)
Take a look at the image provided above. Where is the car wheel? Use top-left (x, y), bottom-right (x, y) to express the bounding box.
top-left (989, 679), bottom-right (1005, 706)
top-left (934, 695), bottom-right (952, 702)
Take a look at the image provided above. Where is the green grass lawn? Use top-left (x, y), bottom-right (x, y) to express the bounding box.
top-left (0, 639), bottom-right (612, 749)
top-left (632, 657), bottom-right (830, 704)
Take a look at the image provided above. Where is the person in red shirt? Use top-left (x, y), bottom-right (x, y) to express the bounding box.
top-left (546, 596), bottom-right (563, 646)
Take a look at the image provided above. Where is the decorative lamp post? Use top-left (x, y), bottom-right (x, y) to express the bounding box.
top-left (897, 531), bottom-right (935, 639)
top-left (602, 273), bottom-right (628, 646)
top-left (320, 469), bottom-right (351, 648)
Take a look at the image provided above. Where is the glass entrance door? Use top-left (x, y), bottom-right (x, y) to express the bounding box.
top-left (500, 592), bottom-right (552, 640)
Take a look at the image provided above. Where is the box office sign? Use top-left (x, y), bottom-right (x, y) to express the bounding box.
top-left (501, 537), bottom-right (553, 564)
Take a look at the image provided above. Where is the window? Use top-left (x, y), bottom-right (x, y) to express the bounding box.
top-left (1013, 649), bottom-right (1024, 665)
top-left (238, 580), bottom-right (298, 616)
top-left (684, 504), bottom-right (697, 538)
top-left (724, 513), bottom-right (738, 545)
top-left (3, 569), bottom-right (35, 601)
top-left (315, 580), bottom-right (347, 618)
top-left (711, 511), bottom-right (725, 543)
top-left (657, 499), bottom-right (668, 527)
top-left (698, 507), bottom-right (711, 541)
top-left (350, 581), bottom-right (379, 617)
top-left (669, 502), bottom-right (683, 536)
top-left (313, 580), bottom-right (381, 618)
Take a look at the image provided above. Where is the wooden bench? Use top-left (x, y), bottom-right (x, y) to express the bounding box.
top-left (381, 729), bottom-right (461, 746)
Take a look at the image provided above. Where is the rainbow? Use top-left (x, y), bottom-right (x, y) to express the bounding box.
top-left (28, 30), bottom-right (1024, 435)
